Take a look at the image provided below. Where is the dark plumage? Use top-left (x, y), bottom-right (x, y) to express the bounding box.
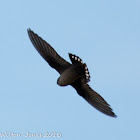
top-left (27, 29), bottom-right (117, 118)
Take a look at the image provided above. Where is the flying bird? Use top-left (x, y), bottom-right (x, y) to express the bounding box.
top-left (27, 29), bottom-right (117, 117)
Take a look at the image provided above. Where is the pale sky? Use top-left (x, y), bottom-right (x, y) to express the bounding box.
top-left (0, 0), bottom-right (140, 139)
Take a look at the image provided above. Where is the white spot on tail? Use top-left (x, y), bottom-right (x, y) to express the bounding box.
top-left (85, 70), bottom-right (89, 73)
top-left (85, 67), bottom-right (88, 70)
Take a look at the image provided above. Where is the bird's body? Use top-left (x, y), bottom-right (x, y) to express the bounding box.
top-left (57, 64), bottom-right (83, 86)
top-left (27, 29), bottom-right (117, 117)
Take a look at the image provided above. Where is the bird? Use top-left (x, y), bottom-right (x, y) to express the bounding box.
top-left (27, 28), bottom-right (117, 118)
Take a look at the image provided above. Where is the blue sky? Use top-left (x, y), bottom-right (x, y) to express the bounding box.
top-left (0, 0), bottom-right (140, 139)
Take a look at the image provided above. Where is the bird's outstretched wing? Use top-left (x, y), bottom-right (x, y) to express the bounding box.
top-left (72, 81), bottom-right (117, 117)
top-left (27, 29), bottom-right (71, 74)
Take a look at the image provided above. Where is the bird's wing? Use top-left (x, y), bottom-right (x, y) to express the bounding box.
top-left (27, 29), bottom-right (71, 74)
top-left (72, 82), bottom-right (117, 117)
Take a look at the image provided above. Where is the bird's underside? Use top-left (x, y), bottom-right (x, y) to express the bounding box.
top-left (27, 28), bottom-right (117, 118)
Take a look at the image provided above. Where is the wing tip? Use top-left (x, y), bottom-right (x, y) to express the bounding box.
top-left (108, 112), bottom-right (117, 118)
top-left (27, 28), bottom-right (32, 35)
top-left (112, 113), bottom-right (117, 118)
top-left (27, 28), bottom-right (31, 31)
top-left (106, 107), bottom-right (117, 118)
